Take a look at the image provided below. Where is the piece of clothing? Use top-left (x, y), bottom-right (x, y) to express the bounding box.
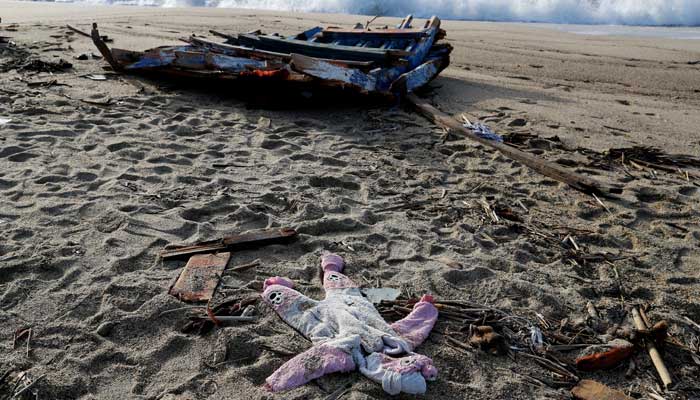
top-left (261, 253), bottom-right (439, 395)
top-left (464, 120), bottom-right (503, 142)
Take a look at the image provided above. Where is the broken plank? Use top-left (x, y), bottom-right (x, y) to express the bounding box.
top-left (186, 36), bottom-right (374, 68)
top-left (291, 53), bottom-right (376, 92)
top-left (319, 29), bottom-right (428, 42)
top-left (406, 94), bottom-right (623, 196)
top-left (571, 380), bottom-right (632, 400)
top-left (169, 252), bottom-right (230, 302)
top-left (390, 58), bottom-right (442, 93)
top-left (238, 34), bottom-right (409, 64)
top-left (90, 23), bottom-right (121, 71)
top-left (160, 227), bottom-right (298, 259)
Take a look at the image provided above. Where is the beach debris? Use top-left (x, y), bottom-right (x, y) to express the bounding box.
top-left (160, 227), bottom-right (298, 259)
top-left (260, 253), bottom-right (439, 395)
top-left (571, 379), bottom-right (633, 400)
top-left (19, 58), bottom-right (72, 73)
top-left (461, 116), bottom-right (503, 142)
top-left (75, 52), bottom-right (102, 60)
top-left (83, 74), bottom-right (107, 81)
top-left (468, 325), bottom-right (508, 355)
top-left (169, 252), bottom-right (231, 302)
top-left (88, 15), bottom-right (452, 97)
top-left (575, 339), bottom-right (634, 371)
top-left (0, 371), bottom-right (46, 399)
top-left (631, 307), bottom-right (673, 388)
top-left (407, 93), bottom-right (623, 196)
top-left (0, 118), bottom-right (10, 126)
top-left (181, 296), bottom-right (259, 335)
top-left (67, 24), bottom-right (111, 42)
top-left (361, 287), bottom-right (401, 303)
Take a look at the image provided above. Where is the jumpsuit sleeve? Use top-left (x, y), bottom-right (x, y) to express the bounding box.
top-left (265, 340), bottom-right (358, 392)
top-left (389, 296), bottom-right (438, 350)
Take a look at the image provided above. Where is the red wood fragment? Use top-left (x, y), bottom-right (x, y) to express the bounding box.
top-left (571, 380), bottom-right (633, 400)
top-left (576, 345), bottom-right (635, 371)
top-left (169, 252), bottom-right (231, 302)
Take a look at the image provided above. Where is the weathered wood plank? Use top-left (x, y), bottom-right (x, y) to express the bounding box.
top-left (186, 36), bottom-right (375, 68)
top-left (319, 29), bottom-right (427, 42)
top-left (169, 252), bottom-right (230, 302)
top-left (390, 58), bottom-right (442, 93)
top-left (291, 53), bottom-right (376, 91)
top-left (406, 94), bottom-right (623, 196)
top-left (90, 23), bottom-right (121, 71)
top-left (238, 34), bottom-right (409, 63)
top-left (160, 227), bottom-right (298, 259)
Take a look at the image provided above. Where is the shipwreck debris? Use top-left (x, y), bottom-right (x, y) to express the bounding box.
top-left (169, 252), bottom-right (231, 302)
top-left (406, 93), bottom-right (623, 196)
top-left (160, 227), bottom-right (297, 259)
top-left (89, 15), bottom-right (452, 97)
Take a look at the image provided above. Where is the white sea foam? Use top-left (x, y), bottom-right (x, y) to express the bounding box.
top-left (74, 0), bottom-right (700, 26)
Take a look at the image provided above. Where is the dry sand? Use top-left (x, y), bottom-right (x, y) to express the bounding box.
top-left (1, 1), bottom-right (699, 399)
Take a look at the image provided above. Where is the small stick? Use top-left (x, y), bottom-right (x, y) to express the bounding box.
top-left (631, 307), bottom-right (672, 388)
top-left (230, 259), bottom-right (261, 273)
top-left (586, 302), bottom-right (600, 320)
top-left (66, 24), bottom-right (91, 38)
top-left (592, 193), bottom-right (613, 216)
top-left (207, 316), bottom-right (257, 322)
top-left (25, 329), bottom-right (32, 358)
top-left (12, 374), bottom-right (45, 398)
top-left (684, 316), bottom-right (700, 332)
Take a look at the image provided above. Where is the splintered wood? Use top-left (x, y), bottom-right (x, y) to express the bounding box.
top-left (169, 252), bottom-right (231, 302)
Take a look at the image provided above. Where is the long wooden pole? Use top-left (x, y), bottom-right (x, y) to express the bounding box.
top-left (406, 94), bottom-right (622, 196)
top-left (631, 307), bottom-right (672, 388)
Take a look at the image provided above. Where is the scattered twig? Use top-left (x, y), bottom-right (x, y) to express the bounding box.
top-left (230, 259), bottom-right (261, 273)
top-left (631, 307), bottom-right (672, 388)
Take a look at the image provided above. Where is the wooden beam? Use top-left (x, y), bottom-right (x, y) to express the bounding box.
top-left (90, 23), bottom-right (121, 71)
top-left (406, 94), bottom-right (623, 196)
top-left (238, 34), bottom-right (409, 64)
top-left (160, 227), bottom-right (298, 259)
top-left (320, 29), bottom-right (427, 41)
top-left (186, 36), bottom-right (375, 68)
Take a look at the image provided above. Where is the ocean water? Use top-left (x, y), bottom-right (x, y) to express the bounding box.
top-left (52, 0), bottom-right (700, 27)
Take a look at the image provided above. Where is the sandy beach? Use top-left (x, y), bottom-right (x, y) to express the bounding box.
top-left (1, 1), bottom-right (699, 398)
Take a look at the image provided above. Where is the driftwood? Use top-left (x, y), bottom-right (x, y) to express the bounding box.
top-left (160, 227), bottom-right (298, 259)
top-left (631, 307), bottom-right (672, 388)
top-left (90, 24), bottom-right (121, 71)
top-left (406, 94), bottom-right (623, 196)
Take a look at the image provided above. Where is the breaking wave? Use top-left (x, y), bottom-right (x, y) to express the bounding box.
top-left (80, 0), bottom-right (700, 26)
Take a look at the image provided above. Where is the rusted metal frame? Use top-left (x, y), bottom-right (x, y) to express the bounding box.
top-left (237, 33), bottom-right (410, 64)
top-left (160, 227), bottom-right (298, 259)
top-left (90, 23), bottom-right (122, 71)
top-left (406, 94), bottom-right (623, 196)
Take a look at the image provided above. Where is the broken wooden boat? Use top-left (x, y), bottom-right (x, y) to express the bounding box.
top-left (90, 15), bottom-right (452, 96)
